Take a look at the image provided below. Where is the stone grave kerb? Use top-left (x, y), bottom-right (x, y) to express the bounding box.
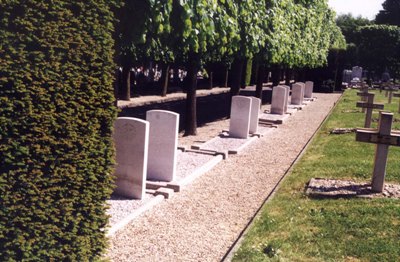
top-left (229, 96), bottom-right (252, 139)
top-left (146, 110), bottom-right (179, 182)
top-left (356, 111), bottom-right (400, 192)
top-left (113, 117), bottom-right (149, 199)
top-left (356, 93), bottom-right (384, 128)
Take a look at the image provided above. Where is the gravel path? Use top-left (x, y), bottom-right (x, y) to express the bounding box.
top-left (106, 93), bottom-right (342, 261)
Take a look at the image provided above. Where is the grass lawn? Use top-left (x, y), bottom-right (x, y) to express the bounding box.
top-left (233, 89), bottom-right (400, 262)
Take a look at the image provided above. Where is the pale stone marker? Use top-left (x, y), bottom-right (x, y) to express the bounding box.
top-left (249, 97), bottom-right (261, 134)
top-left (305, 81), bottom-right (314, 98)
top-left (291, 83), bottom-right (304, 105)
top-left (356, 93), bottom-right (384, 128)
top-left (343, 70), bottom-right (352, 84)
top-left (352, 66), bottom-right (363, 80)
top-left (356, 111), bottom-right (400, 192)
top-left (271, 86), bottom-right (288, 115)
top-left (229, 96), bottom-right (252, 139)
top-left (298, 82), bottom-right (306, 98)
top-left (146, 110), bottom-right (179, 182)
top-left (113, 117), bottom-right (149, 199)
top-left (281, 85), bottom-right (290, 113)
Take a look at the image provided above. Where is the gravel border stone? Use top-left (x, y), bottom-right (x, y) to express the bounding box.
top-left (106, 93), bottom-right (342, 261)
top-left (306, 178), bottom-right (400, 199)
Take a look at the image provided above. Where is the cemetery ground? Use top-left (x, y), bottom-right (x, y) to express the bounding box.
top-left (106, 91), bottom-right (341, 261)
top-left (233, 89), bottom-right (400, 261)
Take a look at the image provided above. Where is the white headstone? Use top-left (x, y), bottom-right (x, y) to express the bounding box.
top-left (305, 81), bottom-right (314, 98)
top-left (229, 96), bottom-right (252, 139)
top-left (280, 85), bottom-right (290, 113)
top-left (291, 83), bottom-right (304, 105)
top-left (249, 97), bottom-right (261, 134)
top-left (352, 66), bottom-right (363, 80)
top-left (113, 117), bottom-right (149, 199)
top-left (343, 70), bottom-right (352, 84)
top-left (298, 82), bottom-right (306, 98)
top-left (146, 110), bottom-right (179, 182)
top-left (271, 86), bottom-right (288, 115)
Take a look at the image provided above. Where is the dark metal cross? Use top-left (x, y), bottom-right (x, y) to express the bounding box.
top-left (356, 111), bottom-right (400, 192)
top-left (356, 93), bottom-right (384, 128)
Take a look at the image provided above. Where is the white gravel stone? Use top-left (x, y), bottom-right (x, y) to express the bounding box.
top-left (106, 193), bottom-right (155, 228)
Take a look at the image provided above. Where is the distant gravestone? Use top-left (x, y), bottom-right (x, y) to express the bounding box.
top-left (356, 111), bottom-right (400, 192)
top-left (305, 81), bottom-right (314, 98)
top-left (271, 86), bottom-right (288, 115)
top-left (382, 71), bottom-right (390, 82)
top-left (280, 85), bottom-right (290, 113)
top-left (229, 96), bottom-right (252, 139)
top-left (146, 110), bottom-right (179, 182)
top-left (343, 70), bottom-right (352, 84)
top-left (113, 117), bottom-right (149, 199)
top-left (352, 66), bottom-right (363, 80)
top-left (249, 97), bottom-right (261, 134)
top-left (291, 83), bottom-right (304, 105)
top-left (298, 82), bottom-right (306, 100)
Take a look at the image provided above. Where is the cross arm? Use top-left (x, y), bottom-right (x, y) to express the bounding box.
top-left (357, 92), bottom-right (370, 97)
top-left (356, 129), bottom-right (400, 146)
top-left (356, 102), bottom-right (384, 109)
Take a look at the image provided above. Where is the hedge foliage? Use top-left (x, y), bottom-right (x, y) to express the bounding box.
top-left (0, 1), bottom-right (118, 260)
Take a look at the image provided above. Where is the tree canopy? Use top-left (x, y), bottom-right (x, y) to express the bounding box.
top-left (375, 0), bottom-right (400, 26)
top-left (115, 0), bottom-right (345, 134)
top-left (358, 24), bottom-right (400, 80)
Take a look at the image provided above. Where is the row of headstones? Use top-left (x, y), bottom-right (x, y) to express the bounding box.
top-left (343, 66), bottom-right (363, 84)
top-left (114, 95), bottom-right (263, 200)
top-left (113, 110), bottom-right (179, 199)
top-left (113, 81), bottom-right (315, 200)
top-left (271, 81), bottom-right (314, 115)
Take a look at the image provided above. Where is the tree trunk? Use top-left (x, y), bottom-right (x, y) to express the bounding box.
top-left (230, 58), bottom-right (245, 97)
top-left (121, 65), bottom-right (131, 101)
top-left (209, 71), bottom-right (213, 89)
top-left (251, 61), bottom-right (259, 86)
top-left (271, 65), bottom-right (281, 86)
top-left (285, 68), bottom-right (291, 86)
top-left (184, 54), bottom-right (199, 136)
top-left (224, 67), bottom-right (229, 88)
top-left (161, 64), bottom-right (170, 97)
top-left (255, 64), bottom-right (266, 101)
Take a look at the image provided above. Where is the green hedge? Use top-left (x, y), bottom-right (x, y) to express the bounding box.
top-left (0, 1), bottom-right (118, 260)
